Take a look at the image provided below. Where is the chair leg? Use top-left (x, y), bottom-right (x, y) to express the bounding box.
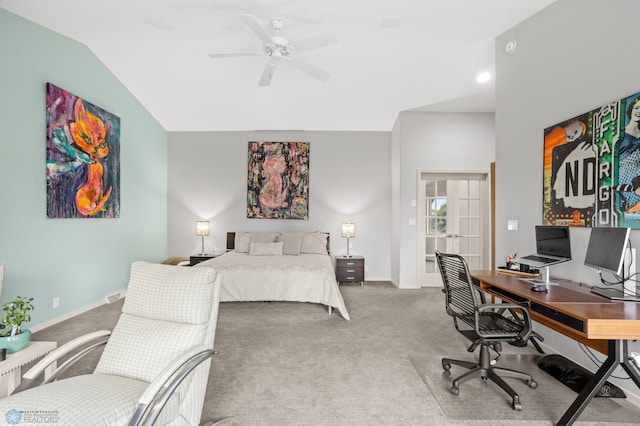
top-left (443, 344), bottom-right (537, 410)
top-left (486, 369), bottom-right (523, 410)
top-left (442, 357), bottom-right (477, 371)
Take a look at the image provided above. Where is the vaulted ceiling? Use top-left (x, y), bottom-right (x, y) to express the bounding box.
top-left (1, 0), bottom-right (556, 131)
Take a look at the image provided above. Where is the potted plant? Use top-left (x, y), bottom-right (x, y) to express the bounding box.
top-left (0, 296), bottom-right (34, 353)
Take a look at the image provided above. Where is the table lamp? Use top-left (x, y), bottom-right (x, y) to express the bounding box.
top-left (196, 221), bottom-right (210, 255)
top-left (341, 222), bottom-right (355, 257)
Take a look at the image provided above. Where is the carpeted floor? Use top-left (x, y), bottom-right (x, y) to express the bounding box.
top-left (409, 353), bottom-right (640, 423)
top-left (29, 281), bottom-right (640, 425)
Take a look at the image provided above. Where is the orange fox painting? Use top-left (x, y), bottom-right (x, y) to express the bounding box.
top-left (46, 83), bottom-right (120, 218)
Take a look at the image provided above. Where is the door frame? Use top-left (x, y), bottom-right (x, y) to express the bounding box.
top-left (416, 169), bottom-right (493, 287)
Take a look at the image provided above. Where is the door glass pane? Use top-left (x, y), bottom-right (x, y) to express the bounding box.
top-left (425, 238), bottom-right (435, 254)
top-left (469, 218), bottom-right (480, 235)
top-left (436, 181), bottom-right (447, 197)
top-left (458, 199), bottom-right (469, 216)
top-left (458, 180), bottom-right (468, 197)
top-left (469, 180), bottom-right (480, 198)
top-left (459, 218), bottom-right (469, 235)
top-left (469, 199), bottom-right (480, 216)
top-left (425, 181), bottom-right (435, 197)
top-left (469, 237), bottom-right (480, 253)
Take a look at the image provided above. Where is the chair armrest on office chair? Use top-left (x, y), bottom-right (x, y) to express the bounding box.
top-left (128, 345), bottom-right (216, 426)
top-left (16, 330), bottom-right (111, 392)
top-left (477, 303), bottom-right (532, 339)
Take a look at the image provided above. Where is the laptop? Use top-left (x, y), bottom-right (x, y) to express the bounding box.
top-left (517, 225), bottom-right (572, 268)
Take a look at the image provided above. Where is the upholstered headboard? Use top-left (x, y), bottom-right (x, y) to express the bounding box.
top-left (226, 232), bottom-right (331, 253)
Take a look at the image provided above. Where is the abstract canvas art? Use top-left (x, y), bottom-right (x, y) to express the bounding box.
top-left (247, 141), bottom-right (309, 219)
top-left (46, 83), bottom-right (120, 218)
top-left (543, 90), bottom-right (640, 228)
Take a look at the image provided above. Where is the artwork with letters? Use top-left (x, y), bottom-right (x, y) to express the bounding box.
top-left (247, 141), bottom-right (309, 219)
top-left (543, 91), bottom-right (640, 228)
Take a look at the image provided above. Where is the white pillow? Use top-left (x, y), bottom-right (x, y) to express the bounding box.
top-left (234, 232), bottom-right (251, 253)
top-left (277, 233), bottom-right (303, 255)
top-left (249, 232), bottom-right (279, 243)
top-left (301, 233), bottom-right (328, 255)
top-left (249, 241), bottom-right (284, 256)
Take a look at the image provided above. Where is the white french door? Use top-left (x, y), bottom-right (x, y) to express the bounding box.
top-left (418, 172), bottom-right (489, 287)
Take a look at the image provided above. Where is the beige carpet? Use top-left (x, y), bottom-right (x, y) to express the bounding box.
top-left (410, 353), bottom-right (640, 424)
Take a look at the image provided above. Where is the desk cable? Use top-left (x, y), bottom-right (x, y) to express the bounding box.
top-left (579, 343), bottom-right (637, 381)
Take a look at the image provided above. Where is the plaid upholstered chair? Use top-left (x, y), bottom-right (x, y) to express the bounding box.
top-left (0, 261), bottom-right (221, 425)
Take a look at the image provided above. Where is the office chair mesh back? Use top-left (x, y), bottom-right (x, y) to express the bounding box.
top-left (435, 251), bottom-right (537, 410)
top-left (436, 251), bottom-right (527, 341)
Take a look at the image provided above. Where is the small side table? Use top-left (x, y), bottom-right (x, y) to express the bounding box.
top-left (189, 253), bottom-right (223, 266)
top-left (0, 341), bottom-right (57, 397)
top-left (335, 256), bottom-right (365, 285)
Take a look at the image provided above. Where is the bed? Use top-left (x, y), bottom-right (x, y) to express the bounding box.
top-left (193, 231), bottom-right (350, 320)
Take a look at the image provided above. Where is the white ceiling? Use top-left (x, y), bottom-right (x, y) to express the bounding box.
top-left (1, 0), bottom-right (556, 131)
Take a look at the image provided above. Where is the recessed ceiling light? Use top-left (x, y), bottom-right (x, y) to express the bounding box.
top-left (476, 72), bottom-right (491, 84)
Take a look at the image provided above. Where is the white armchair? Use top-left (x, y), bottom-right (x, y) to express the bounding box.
top-left (0, 261), bottom-right (221, 425)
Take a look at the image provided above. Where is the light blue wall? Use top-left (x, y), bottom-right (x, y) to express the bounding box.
top-left (0, 10), bottom-right (168, 326)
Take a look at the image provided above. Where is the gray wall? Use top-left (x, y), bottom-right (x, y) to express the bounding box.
top-left (0, 10), bottom-right (168, 326)
top-left (392, 111), bottom-right (496, 287)
top-left (496, 0), bottom-right (640, 397)
top-left (167, 131), bottom-right (392, 280)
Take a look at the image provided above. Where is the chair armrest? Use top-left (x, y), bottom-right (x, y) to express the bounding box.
top-left (477, 303), bottom-right (532, 338)
top-left (128, 345), bottom-right (215, 426)
top-left (22, 330), bottom-right (111, 381)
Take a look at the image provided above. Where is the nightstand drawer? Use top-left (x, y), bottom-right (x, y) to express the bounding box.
top-left (335, 256), bottom-right (365, 284)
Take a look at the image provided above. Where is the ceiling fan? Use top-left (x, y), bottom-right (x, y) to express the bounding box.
top-left (209, 14), bottom-right (338, 86)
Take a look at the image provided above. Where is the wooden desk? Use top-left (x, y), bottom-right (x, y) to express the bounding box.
top-left (471, 270), bottom-right (640, 426)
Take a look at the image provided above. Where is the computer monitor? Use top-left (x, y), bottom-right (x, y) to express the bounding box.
top-left (584, 227), bottom-right (630, 276)
top-left (535, 225), bottom-right (572, 260)
top-left (585, 227), bottom-right (639, 301)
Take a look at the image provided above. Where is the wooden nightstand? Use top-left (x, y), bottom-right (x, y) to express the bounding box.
top-left (189, 253), bottom-right (222, 266)
top-left (335, 256), bottom-right (364, 285)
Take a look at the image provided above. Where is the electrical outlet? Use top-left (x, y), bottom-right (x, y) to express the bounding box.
top-left (52, 296), bottom-right (60, 309)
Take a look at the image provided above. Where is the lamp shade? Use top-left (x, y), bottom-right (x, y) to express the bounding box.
top-left (196, 221), bottom-right (210, 236)
top-left (341, 222), bottom-right (355, 238)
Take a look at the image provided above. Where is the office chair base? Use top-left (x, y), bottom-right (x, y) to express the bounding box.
top-left (442, 346), bottom-right (538, 411)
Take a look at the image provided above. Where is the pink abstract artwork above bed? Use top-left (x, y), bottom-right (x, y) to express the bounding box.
top-left (247, 141), bottom-right (309, 219)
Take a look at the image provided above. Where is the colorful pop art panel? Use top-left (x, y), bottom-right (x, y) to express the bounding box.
top-left (543, 90), bottom-right (640, 228)
top-left (247, 141), bottom-right (309, 219)
top-left (46, 83), bottom-right (120, 218)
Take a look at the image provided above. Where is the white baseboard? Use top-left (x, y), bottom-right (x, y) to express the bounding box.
top-left (30, 289), bottom-right (126, 333)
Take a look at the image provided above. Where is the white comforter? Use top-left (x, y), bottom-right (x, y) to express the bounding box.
top-left (195, 252), bottom-right (350, 320)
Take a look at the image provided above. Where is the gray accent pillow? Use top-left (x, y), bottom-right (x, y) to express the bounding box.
top-left (301, 233), bottom-right (328, 255)
top-left (234, 232), bottom-right (251, 253)
top-left (278, 233), bottom-right (303, 255)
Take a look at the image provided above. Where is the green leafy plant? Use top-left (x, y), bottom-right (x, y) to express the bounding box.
top-left (1, 296), bottom-right (34, 337)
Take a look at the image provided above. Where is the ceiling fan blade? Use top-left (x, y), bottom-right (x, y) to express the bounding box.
top-left (241, 14), bottom-right (272, 45)
top-left (208, 52), bottom-right (262, 58)
top-left (287, 59), bottom-right (330, 82)
top-left (258, 61), bottom-right (277, 86)
top-left (293, 32), bottom-right (338, 53)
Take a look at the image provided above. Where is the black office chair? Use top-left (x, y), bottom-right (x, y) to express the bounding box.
top-left (435, 251), bottom-right (538, 410)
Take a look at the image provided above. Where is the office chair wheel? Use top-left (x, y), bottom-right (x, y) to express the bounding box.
top-left (442, 362), bottom-right (451, 371)
top-left (512, 400), bottom-right (523, 411)
top-left (450, 386), bottom-right (459, 396)
top-left (527, 379), bottom-right (538, 389)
